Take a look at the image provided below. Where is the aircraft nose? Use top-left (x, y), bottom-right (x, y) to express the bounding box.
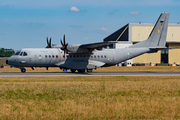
top-left (6, 59), bottom-right (8, 64)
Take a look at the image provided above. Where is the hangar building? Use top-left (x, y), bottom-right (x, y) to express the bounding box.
top-left (104, 23), bottom-right (180, 66)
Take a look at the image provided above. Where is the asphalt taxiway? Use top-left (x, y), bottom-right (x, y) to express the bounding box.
top-left (1, 71), bottom-right (180, 77)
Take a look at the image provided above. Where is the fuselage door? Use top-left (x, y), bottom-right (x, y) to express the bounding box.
top-left (106, 50), bottom-right (114, 65)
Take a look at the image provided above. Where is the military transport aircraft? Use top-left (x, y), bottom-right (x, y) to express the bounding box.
top-left (6, 12), bottom-right (169, 73)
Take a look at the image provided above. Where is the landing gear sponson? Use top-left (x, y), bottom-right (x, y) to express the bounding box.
top-left (71, 69), bottom-right (93, 73)
top-left (17, 67), bottom-right (93, 73)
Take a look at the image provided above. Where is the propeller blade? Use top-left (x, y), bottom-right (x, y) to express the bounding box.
top-left (63, 34), bottom-right (65, 46)
top-left (60, 39), bottom-right (64, 46)
top-left (60, 34), bottom-right (68, 56)
top-left (49, 38), bottom-right (52, 48)
top-left (46, 37), bottom-right (51, 48)
top-left (46, 37), bottom-right (48, 47)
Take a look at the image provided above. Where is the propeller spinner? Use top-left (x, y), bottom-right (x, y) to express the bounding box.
top-left (60, 34), bottom-right (68, 55)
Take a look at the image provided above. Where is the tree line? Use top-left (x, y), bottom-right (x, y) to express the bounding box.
top-left (0, 48), bottom-right (15, 57)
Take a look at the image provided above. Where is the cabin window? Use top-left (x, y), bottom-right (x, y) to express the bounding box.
top-left (87, 55), bottom-right (90, 57)
top-left (94, 55), bottom-right (96, 58)
top-left (97, 55), bottom-right (100, 58)
top-left (91, 55), bottom-right (93, 58)
top-left (66, 55), bottom-right (68, 58)
top-left (101, 55), bottom-right (103, 58)
top-left (63, 55), bottom-right (65, 58)
top-left (56, 55), bottom-right (58, 58)
top-left (77, 55), bottom-right (79, 58)
top-left (52, 55), bottom-right (54, 58)
top-left (45, 55), bottom-right (47, 58)
top-left (70, 55), bottom-right (72, 58)
top-left (73, 55), bottom-right (76, 58)
top-left (49, 55), bottom-right (51, 58)
top-left (104, 55), bottom-right (106, 58)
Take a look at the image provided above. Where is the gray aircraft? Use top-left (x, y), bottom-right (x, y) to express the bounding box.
top-left (6, 12), bottom-right (169, 73)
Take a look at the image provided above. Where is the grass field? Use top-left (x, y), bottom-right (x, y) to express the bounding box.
top-left (0, 76), bottom-right (180, 119)
top-left (1, 66), bottom-right (180, 72)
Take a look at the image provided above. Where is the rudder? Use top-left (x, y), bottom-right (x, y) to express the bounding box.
top-left (147, 12), bottom-right (169, 48)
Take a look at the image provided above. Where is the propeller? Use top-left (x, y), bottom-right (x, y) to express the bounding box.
top-left (46, 37), bottom-right (52, 48)
top-left (60, 34), bottom-right (68, 55)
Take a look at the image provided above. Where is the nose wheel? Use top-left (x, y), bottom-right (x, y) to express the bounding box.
top-left (21, 68), bottom-right (26, 73)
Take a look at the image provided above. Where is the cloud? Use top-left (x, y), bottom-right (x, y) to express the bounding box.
top-left (101, 27), bottom-right (110, 33)
top-left (129, 11), bottom-right (141, 15)
top-left (108, 10), bottom-right (120, 15)
top-left (69, 6), bottom-right (80, 12)
top-left (70, 25), bottom-right (82, 28)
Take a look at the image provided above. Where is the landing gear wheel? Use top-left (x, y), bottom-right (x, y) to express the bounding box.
top-left (87, 69), bottom-right (92, 72)
top-left (71, 69), bottom-right (76, 73)
top-left (21, 68), bottom-right (26, 73)
top-left (78, 69), bottom-right (85, 73)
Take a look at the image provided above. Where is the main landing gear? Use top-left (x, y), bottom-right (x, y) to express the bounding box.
top-left (70, 69), bottom-right (93, 73)
top-left (21, 68), bottom-right (26, 73)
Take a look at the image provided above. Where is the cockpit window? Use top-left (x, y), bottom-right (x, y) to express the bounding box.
top-left (15, 51), bottom-right (28, 56)
top-left (15, 51), bottom-right (20, 55)
top-left (23, 52), bottom-right (27, 56)
top-left (20, 52), bottom-right (23, 56)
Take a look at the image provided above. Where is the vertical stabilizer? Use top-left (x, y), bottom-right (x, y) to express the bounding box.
top-left (130, 12), bottom-right (169, 48)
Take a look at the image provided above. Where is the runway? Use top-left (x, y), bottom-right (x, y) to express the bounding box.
top-left (1, 71), bottom-right (180, 77)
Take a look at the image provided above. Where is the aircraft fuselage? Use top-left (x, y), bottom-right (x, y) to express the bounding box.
top-left (7, 47), bottom-right (150, 72)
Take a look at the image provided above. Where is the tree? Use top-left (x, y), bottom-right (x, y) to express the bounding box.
top-left (0, 48), bottom-right (15, 57)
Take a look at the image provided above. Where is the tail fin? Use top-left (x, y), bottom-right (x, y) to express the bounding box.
top-left (130, 12), bottom-right (169, 48)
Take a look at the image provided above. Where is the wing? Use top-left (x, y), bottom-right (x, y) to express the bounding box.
top-left (56, 60), bottom-right (105, 69)
top-left (66, 41), bottom-right (117, 53)
top-left (80, 41), bottom-right (117, 50)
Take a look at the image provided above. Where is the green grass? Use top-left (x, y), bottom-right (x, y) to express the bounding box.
top-left (0, 76), bottom-right (180, 119)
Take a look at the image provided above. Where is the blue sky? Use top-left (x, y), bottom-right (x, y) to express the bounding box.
top-left (0, 0), bottom-right (180, 50)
